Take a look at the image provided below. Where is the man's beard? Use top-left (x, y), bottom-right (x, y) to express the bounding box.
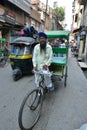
top-left (40, 41), bottom-right (46, 53)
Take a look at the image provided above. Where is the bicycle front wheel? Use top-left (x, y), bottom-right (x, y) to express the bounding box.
top-left (18, 88), bottom-right (43, 130)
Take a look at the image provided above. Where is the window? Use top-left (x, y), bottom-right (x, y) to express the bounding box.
top-left (75, 14), bottom-right (78, 22)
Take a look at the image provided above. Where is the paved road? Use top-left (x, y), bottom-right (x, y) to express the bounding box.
top-left (44, 52), bottom-right (87, 130)
top-left (0, 51), bottom-right (87, 130)
top-left (0, 65), bottom-right (34, 130)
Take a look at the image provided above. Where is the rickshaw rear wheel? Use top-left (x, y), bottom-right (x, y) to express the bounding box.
top-left (13, 68), bottom-right (22, 81)
top-left (13, 74), bottom-right (22, 81)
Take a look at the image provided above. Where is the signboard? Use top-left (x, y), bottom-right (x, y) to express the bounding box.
top-left (0, 8), bottom-right (5, 22)
top-left (5, 11), bottom-right (15, 24)
top-left (0, 7), bottom-right (15, 24)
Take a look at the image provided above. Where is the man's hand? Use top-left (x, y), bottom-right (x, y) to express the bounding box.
top-left (32, 67), bottom-right (37, 73)
top-left (43, 65), bottom-right (48, 70)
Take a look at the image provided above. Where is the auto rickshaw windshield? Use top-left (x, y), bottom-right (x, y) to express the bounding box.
top-left (10, 44), bottom-right (31, 56)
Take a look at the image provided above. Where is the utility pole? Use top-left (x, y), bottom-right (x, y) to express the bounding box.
top-left (44, 0), bottom-right (48, 30)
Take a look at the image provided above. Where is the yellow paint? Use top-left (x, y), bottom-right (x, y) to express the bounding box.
top-left (9, 54), bottom-right (32, 59)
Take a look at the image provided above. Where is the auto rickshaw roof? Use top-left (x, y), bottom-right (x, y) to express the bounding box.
top-left (10, 37), bottom-right (36, 45)
top-left (46, 30), bottom-right (70, 39)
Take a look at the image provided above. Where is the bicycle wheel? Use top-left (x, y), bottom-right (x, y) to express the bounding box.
top-left (18, 88), bottom-right (43, 130)
top-left (5, 56), bottom-right (10, 66)
top-left (0, 58), bottom-right (6, 67)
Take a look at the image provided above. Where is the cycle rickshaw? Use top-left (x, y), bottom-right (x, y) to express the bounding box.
top-left (46, 30), bottom-right (69, 87)
top-left (18, 30), bottom-right (70, 130)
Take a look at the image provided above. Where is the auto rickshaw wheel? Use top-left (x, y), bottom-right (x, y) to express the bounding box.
top-left (13, 74), bottom-right (22, 81)
top-left (13, 68), bottom-right (22, 81)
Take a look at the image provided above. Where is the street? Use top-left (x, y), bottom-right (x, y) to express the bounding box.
top-left (0, 65), bottom-right (35, 130)
top-left (0, 0), bottom-right (87, 129)
top-left (0, 51), bottom-right (87, 130)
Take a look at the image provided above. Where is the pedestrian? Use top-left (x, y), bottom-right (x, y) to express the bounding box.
top-left (59, 39), bottom-right (66, 57)
top-left (53, 38), bottom-right (60, 47)
top-left (60, 39), bottom-right (66, 48)
top-left (4, 42), bottom-right (10, 56)
top-left (32, 32), bottom-right (54, 91)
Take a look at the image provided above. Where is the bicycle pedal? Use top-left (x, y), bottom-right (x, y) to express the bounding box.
top-left (44, 87), bottom-right (48, 94)
top-left (30, 105), bottom-right (37, 111)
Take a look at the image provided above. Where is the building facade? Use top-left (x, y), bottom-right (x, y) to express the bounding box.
top-left (0, 0), bottom-right (63, 43)
top-left (72, 0), bottom-right (87, 64)
top-left (0, 0), bottom-right (41, 42)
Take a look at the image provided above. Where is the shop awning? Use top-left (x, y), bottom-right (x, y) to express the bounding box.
top-left (0, 22), bottom-right (24, 30)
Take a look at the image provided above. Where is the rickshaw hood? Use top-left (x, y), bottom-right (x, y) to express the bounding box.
top-left (10, 37), bottom-right (36, 45)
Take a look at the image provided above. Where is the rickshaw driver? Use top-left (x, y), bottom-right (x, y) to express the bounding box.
top-left (32, 32), bottom-right (54, 91)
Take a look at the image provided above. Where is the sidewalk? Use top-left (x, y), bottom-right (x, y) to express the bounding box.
top-left (45, 52), bottom-right (87, 130)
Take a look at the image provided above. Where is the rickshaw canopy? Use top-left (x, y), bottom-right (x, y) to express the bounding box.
top-left (10, 37), bottom-right (36, 45)
top-left (46, 30), bottom-right (70, 40)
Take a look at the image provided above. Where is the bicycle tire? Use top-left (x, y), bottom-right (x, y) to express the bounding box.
top-left (5, 57), bottom-right (10, 67)
top-left (18, 88), bottom-right (43, 130)
top-left (0, 56), bottom-right (9, 67)
top-left (0, 59), bottom-right (6, 67)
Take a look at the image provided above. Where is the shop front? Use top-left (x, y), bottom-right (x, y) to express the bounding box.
top-left (0, 6), bottom-right (24, 43)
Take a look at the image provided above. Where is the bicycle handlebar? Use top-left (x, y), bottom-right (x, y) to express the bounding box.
top-left (33, 70), bottom-right (52, 76)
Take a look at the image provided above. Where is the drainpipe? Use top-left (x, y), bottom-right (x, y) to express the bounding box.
top-left (84, 31), bottom-right (87, 63)
top-left (44, 0), bottom-right (48, 31)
